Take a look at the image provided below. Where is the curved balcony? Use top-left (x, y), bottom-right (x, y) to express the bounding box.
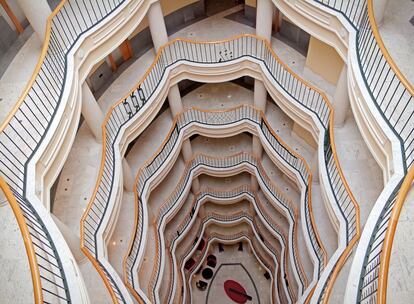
top-left (273, 0), bottom-right (413, 302)
top-left (356, 165), bottom-right (414, 304)
top-left (126, 151), bottom-right (307, 302)
top-left (164, 186), bottom-right (292, 304)
top-left (124, 105), bottom-right (326, 301)
top-left (317, 0), bottom-right (413, 167)
top-left (0, 1), bottom-right (159, 303)
top-left (275, 0), bottom-right (413, 176)
top-left (79, 34), bottom-right (358, 302)
top-left (176, 213), bottom-right (281, 304)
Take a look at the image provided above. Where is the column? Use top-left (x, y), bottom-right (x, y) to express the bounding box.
top-left (373, 0), bottom-right (389, 27)
top-left (254, 0), bottom-right (273, 114)
top-left (248, 200), bottom-right (255, 215)
top-left (51, 214), bottom-right (85, 263)
top-left (81, 82), bottom-right (104, 141)
top-left (311, 151), bottom-right (319, 183)
top-left (254, 80), bottom-right (268, 112)
top-left (147, 1), bottom-right (168, 52)
top-left (168, 84), bottom-right (184, 115)
top-left (251, 173), bottom-right (260, 192)
top-left (333, 64), bottom-right (349, 126)
top-left (16, 0), bottom-right (51, 41)
top-left (250, 129), bottom-right (261, 190)
top-left (122, 158), bottom-right (134, 192)
top-left (147, 1), bottom-right (200, 193)
top-left (252, 0), bottom-right (273, 189)
top-left (256, 0), bottom-right (274, 41)
top-left (168, 86), bottom-right (200, 192)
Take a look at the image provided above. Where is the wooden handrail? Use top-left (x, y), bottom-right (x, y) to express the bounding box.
top-left (129, 151), bottom-right (307, 303)
top-left (367, 0), bottom-right (414, 94)
top-left (0, 176), bottom-right (42, 303)
top-left (127, 104), bottom-right (329, 294)
top-left (166, 187), bottom-right (291, 304)
top-left (378, 166), bottom-right (414, 303)
top-left (0, 0), bottom-right (24, 34)
top-left (0, 0), bottom-right (67, 131)
top-left (82, 34), bottom-right (359, 302)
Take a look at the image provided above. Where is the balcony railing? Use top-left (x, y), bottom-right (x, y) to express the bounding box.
top-left (81, 34), bottom-right (358, 302)
top-left (1, 176), bottom-right (42, 303)
top-left (125, 105), bottom-right (326, 300)
top-left (310, 1), bottom-right (414, 302)
top-left (0, 1), bottom-right (132, 302)
top-left (0, 0), bottom-right (127, 192)
top-left (176, 213), bottom-right (281, 304)
top-left (355, 165), bottom-right (413, 304)
top-left (315, 0), bottom-right (413, 170)
top-left (164, 186), bottom-right (292, 304)
top-left (126, 151), bottom-right (307, 303)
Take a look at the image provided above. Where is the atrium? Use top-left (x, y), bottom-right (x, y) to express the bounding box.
top-left (0, 0), bottom-right (413, 303)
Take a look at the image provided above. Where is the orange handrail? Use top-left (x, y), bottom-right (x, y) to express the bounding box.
top-left (0, 176), bottom-right (42, 303)
top-left (367, 0), bottom-right (413, 94)
top-left (0, 0), bottom-right (24, 34)
top-left (0, 0), bottom-right (67, 131)
top-left (125, 105), bottom-right (326, 291)
top-left (164, 186), bottom-right (293, 304)
top-left (81, 34), bottom-right (359, 302)
top-left (377, 166), bottom-right (414, 303)
top-left (128, 150), bottom-right (307, 302)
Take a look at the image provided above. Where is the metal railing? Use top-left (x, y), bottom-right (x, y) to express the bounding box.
top-left (0, 1), bottom-right (130, 303)
top-left (176, 213), bottom-right (281, 304)
top-left (126, 105), bottom-right (325, 299)
top-left (81, 34), bottom-right (359, 302)
top-left (121, 106), bottom-right (326, 298)
top-left (311, 1), bottom-right (414, 302)
top-left (0, 176), bottom-right (42, 303)
top-left (163, 186), bottom-right (292, 304)
top-left (355, 166), bottom-right (414, 304)
top-left (126, 151), bottom-right (307, 302)
top-left (0, 0), bottom-right (127, 193)
top-left (316, 0), bottom-right (414, 171)
top-left (377, 166), bottom-right (414, 303)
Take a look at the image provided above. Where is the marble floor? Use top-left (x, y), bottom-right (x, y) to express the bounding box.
top-left (191, 242), bottom-right (272, 304)
top-left (0, 201), bottom-right (34, 304)
top-left (380, 0), bottom-right (414, 85)
top-left (387, 183), bottom-right (414, 303)
top-left (0, 31), bottom-right (41, 125)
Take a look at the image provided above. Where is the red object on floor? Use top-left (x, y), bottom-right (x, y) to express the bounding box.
top-left (224, 280), bottom-right (249, 303)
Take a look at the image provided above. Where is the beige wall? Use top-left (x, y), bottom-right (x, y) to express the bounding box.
top-left (246, 0), bottom-right (257, 7)
top-left (129, 0), bottom-right (199, 38)
top-left (162, 0), bottom-right (198, 15)
top-left (292, 122), bottom-right (317, 149)
top-left (305, 36), bottom-right (344, 84)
